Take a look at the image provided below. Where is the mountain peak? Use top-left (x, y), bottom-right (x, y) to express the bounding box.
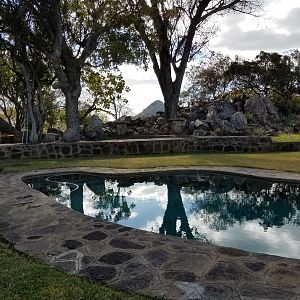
top-left (136, 100), bottom-right (164, 118)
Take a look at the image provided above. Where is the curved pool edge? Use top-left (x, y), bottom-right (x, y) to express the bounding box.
top-left (1, 167), bottom-right (300, 299)
top-left (19, 165), bottom-right (300, 183)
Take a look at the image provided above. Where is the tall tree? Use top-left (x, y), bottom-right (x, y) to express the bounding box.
top-left (0, 1), bottom-right (54, 143)
top-left (125, 0), bottom-right (261, 119)
top-left (30, 0), bottom-right (144, 141)
top-left (27, 0), bottom-right (106, 141)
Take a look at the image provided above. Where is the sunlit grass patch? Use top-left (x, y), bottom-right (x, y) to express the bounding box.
top-left (272, 134), bottom-right (300, 143)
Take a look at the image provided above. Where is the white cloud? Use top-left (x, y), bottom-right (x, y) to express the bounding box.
top-left (212, 2), bottom-right (300, 57)
top-left (119, 65), bottom-right (163, 114)
top-left (214, 29), bottom-right (300, 51)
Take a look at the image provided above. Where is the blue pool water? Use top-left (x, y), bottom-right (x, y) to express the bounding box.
top-left (25, 172), bottom-right (300, 259)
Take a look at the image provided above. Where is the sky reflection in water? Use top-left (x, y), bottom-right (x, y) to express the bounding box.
top-left (25, 173), bottom-right (300, 259)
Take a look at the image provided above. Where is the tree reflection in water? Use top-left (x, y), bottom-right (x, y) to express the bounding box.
top-left (69, 183), bottom-right (84, 213)
top-left (159, 183), bottom-right (194, 239)
top-left (186, 175), bottom-right (300, 231)
top-left (91, 179), bottom-right (135, 223)
top-left (25, 173), bottom-right (300, 240)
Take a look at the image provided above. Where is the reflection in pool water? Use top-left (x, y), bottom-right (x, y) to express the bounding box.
top-left (25, 173), bottom-right (300, 259)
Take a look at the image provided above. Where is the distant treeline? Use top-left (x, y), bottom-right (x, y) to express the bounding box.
top-left (181, 50), bottom-right (300, 116)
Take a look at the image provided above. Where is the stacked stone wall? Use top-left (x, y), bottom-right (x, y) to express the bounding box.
top-left (0, 136), bottom-right (279, 160)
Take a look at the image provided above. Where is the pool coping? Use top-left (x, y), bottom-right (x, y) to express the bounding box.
top-left (1, 166), bottom-right (300, 299)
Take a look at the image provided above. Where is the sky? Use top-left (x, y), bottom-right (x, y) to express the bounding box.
top-left (120, 0), bottom-right (300, 114)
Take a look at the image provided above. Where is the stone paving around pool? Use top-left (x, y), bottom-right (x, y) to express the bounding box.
top-left (1, 167), bottom-right (300, 300)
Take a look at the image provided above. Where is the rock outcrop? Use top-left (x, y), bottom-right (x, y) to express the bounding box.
top-left (200, 101), bottom-right (249, 134)
top-left (206, 101), bottom-right (236, 122)
top-left (230, 112), bottom-right (248, 129)
top-left (84, 115), bottom-right (103, 140)
top-left (42, 133), bottom-right (59, 143)
top-left (244, 96), bottom-right (280, 126)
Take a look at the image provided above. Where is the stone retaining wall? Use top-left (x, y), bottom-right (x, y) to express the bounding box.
top-left (0, 136), bottom-right (276, 160)
top-left (270, 142), bottom-right (300, 152)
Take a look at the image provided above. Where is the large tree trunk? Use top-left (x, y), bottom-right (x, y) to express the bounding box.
top-left (164, 90), bottom-right (180, 120)
top-left (61, 69), bottom-right (81, 142)
top-left (35, 82), bottom-right (46, 139)
top-left (153, 51), bottom-right (184, 120)
top-left (21, 65), bottom-right (39, 144)
top-left (156, 72), bottom-right (182, 120)
top-left (15, 103), bottom-right (24, 131)
top-left (27, 98), bottom-right (38, 143)
top-left (52, 54), bottom-right (81, 142)
top-left (63, 88), bottom-right (81, 142)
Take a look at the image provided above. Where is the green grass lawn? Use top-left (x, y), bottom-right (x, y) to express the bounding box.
top-left (1, 151), bottom-right (300, 173)
top-left (0, 238), bottom-right (150, 300)
top-left (1, 151), bottom-right (300, 299)
top-left (272, 133), bottom-right (300, 143)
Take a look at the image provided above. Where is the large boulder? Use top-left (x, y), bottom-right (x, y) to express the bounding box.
top-left (244, 96), bottom-right (280, 125)
top-left (84, 115), bottom-right (103, 140)
top-left (42, 133), bottom-right (58, 143)
top-left (187, 109), bottom-right (206, 122)
top-left (206, 101), bottom-right (236, 121)
top-left (0, 117), bottom-right (15, 133)
top-left (194, 119), bottom-right (210, 130)
top-left (230, 112), bottom-right (248, 129)
top-left (47, 127), bottom-right (63, 137)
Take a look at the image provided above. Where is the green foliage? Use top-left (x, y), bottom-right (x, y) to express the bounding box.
top-left (1, 0), bottom-right (147, 141)
top-left (229, 50), bottom-right (300, 115)
top-left (84, 68), bottom-right (128, 107)
top-left (182, 52), bottom-right (233, 103)
top-left (0, 1), bottom-right (56, 142)
top-left (43, 89), bottom-right (65, 131)
top-left (82, 67), bottom-right (130, 120)
top-left (0, 51), bottom-right (26, 130)
top-left (272, 134), bottom-right (300, 143)
top-left (183, 50), bottom-right (300, 117)
top-left (251, 126), bottom-right (269, 136)
top-left (94, 27), bottom-right (148, 69)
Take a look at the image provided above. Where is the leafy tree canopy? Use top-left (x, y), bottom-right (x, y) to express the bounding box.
top-left (81, 67), bottom-right (130, 121)
top-left (182, 50), bottom-right (300, 116)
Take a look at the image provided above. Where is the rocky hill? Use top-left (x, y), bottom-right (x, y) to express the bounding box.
top-left (136, 100), bottom-right (164, 118)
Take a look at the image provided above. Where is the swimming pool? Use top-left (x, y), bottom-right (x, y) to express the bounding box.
top-left (24, 172), bottom-right (300, 259)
